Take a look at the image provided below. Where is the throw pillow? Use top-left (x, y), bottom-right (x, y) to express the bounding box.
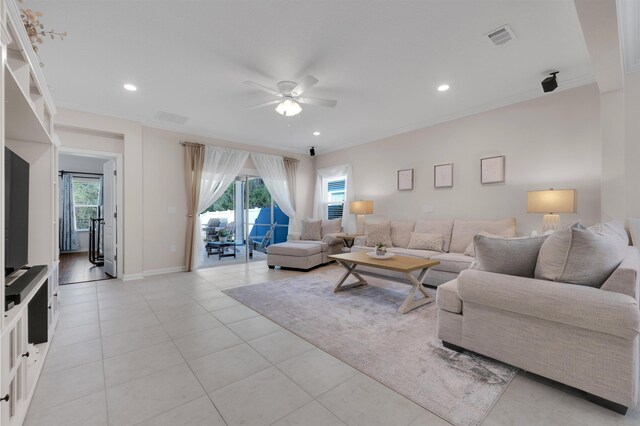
top-left (463, 231), bottom-right (503, 257)
top-left (534, 222), bottom-right (627, 288)
top-left (301, 219), bottom-right (322, 241)
top-left (321, 218), bottom-right (342, 237)
top-left (472, 235), bottom-right (548, 277)
top-left (589, 220), bottom-right (629, 246)
top-left (366, 223), bottom-right (393, 247)
top-left (390, 221), bottom-right (415, 248)
top-left (407, 232), bottom-right (444, 252)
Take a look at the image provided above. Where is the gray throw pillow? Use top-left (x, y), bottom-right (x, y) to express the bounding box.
top-left (301, 219), bottom-right (322, 241)
top-left (534, 222), bottom-right (626, 287)
top-left (472, 234), bottom-right (548, 277)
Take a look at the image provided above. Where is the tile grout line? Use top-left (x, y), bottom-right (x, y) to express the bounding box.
top-left (94, 281), bottom-right (111, 426)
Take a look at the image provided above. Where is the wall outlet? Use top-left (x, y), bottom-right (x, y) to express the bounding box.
top-left (170, 244), bottom-right (176, 253)
top-left (168, 207), bottom-right (177, 215)
top-left (423, 205), bottom-right (433, 213)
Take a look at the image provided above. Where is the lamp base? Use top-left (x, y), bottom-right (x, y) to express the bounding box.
top-left (542, 214), bottom-right (561, 232)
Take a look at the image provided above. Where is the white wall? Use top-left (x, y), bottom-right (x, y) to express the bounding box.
top-left (315, 84), bottom-right (602, 236)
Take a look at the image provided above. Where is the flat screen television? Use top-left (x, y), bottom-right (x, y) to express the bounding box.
top-left (5, 147), bottom-right (29, 277)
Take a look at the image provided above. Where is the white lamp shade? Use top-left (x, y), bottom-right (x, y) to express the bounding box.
top-left (527, 189), bottom-right (576, 214)
top-left (275, 98), bottom-right (302, 116)
top-left (350, 200), bottom-right (373, 215)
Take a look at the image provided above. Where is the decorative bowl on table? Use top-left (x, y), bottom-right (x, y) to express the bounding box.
top-left (366, 252), bottom-right (395, 260)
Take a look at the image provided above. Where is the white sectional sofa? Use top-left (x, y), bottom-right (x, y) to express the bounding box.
top-left (351, 217), bottom-right (516, 286)
top-left (437, 222), bottom-right (639, 414)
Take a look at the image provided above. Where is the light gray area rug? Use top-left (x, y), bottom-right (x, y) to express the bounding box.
top-left (224, 270), bottom-right (517, 426)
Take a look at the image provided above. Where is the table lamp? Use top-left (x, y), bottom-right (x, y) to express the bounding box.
top-left (527, 189), bottom-right (576, 232)
top-left (349, 200), bottom-right (373, 235)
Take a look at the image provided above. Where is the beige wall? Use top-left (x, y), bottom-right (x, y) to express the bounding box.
top-left (141, 127), bottom-right (315, 274)
top-left (315, 84), bottom-right (602, 236)
top-left (54, 108), bottom-right (315, 276)
top-left (624, 72), bottom-right (640, 220)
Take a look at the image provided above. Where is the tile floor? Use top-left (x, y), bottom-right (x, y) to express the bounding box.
top-left (25, 261), bottom-right (640, 426)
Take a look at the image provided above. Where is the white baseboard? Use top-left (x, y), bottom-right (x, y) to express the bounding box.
top-left (143, 266), bottom-right (186, 277)
top-left (122, 273), bottom-right (144, 281)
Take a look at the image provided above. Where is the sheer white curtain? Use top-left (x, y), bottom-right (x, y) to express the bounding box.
top-left (193, 146), bottom-right (249, 269)
top-left (250, 152), bottom-right (298, 233)
top-left (313, 164), bottom-right (355, 234)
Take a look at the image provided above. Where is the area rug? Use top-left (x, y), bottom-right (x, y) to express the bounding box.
top-left (224, 270), bottom-right (517, 426)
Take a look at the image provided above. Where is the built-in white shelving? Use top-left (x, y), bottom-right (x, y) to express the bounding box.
top-left (1, 0), bottom-right (59, 424)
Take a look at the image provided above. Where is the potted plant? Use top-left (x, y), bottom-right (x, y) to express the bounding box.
top-left (375, 243), bottom-right (387, 256)
top-left (218, 229), bottom-right (229, 243)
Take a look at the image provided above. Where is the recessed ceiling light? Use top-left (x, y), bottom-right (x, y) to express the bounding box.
top-left (437, 84), bottom-right (450, 92)
top-left (123, 83), bottom-right (137, 92)
top-left (313, 131), bottom-right (321, 136)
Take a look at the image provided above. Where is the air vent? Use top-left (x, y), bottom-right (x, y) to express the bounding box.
top-left (154, 111), bottom-right (189, 125)
top-left (485, 25), bottom-right (516, 46)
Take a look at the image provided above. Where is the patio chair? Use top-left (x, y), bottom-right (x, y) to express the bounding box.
top-left (250, 222), bottom-right (277, 255)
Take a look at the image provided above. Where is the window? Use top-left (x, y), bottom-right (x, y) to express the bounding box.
top-left (327, 177), bottom-right (346, 219)
top-left (72, 177), bottom-right (101, 231)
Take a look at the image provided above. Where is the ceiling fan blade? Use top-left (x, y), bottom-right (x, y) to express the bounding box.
top-left (297, 97), bottom-right (337, 107)
top-left (246, 99), bottom-right (281, 109)
top-left (291, 75), bottom-right (319, 97)
top-left (243, 80), bottom-right (282, 97)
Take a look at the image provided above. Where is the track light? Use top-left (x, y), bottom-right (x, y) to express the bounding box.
top-left (541, 71), bottom-right (559, 93)
top-left (310, 147), bottom-right (316, 156)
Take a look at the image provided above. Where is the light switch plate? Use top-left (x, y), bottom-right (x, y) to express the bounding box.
top-left (168, 207), bottom-right (177, 214)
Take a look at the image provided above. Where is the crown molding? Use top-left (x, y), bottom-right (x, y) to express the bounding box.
top-left (617, 0), bottom-right (640, 74)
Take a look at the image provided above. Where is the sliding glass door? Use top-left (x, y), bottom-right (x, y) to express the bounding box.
top-left (198, 175), bottom-right (288, 268)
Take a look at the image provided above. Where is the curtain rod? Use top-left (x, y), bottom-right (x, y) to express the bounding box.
top-left (179, 141), bottom-right (300, 163)
top-left (59, 170), bottom-right (103, 177)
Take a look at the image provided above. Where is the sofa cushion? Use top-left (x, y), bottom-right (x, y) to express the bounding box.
top-left (535, 222), bottom-right (627, 288)
top-left (387, 247), bottom-right (441, 259)
top-left (430, 253), bottom-right (475, 274)
top-left (472, 234), bottom-right (548, 278)
top-left (321, 218), bottom-right (342, 237)
top-left (289, 239), bottom-right (329, 252)
top-left (449, 218), bottom-right (516, 254)
top-left (463, 231), bottom-right (503, 257)
top-left (366, 222), bottom-right (393, 247)
top-left (301, 219), bottom-right (322, 241)
top-left (436, 280), bottom-right (462, 314)
top-left (390, 220), bottom-right (415, 248)
top-left (407, 232), bottom-right (444, 252)
top-left (414, 219), bottom-right (454, 252)
top-left (267, 242), bottom-right (322, 256)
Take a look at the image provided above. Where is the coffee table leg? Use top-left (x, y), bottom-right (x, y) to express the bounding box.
top-left (333, 261), bottom-right (368, 293)
top-left (398, 268), bottom-right (434, 314)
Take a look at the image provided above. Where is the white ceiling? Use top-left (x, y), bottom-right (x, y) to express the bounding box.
top-left (30, 0), bottom-right (593, 154)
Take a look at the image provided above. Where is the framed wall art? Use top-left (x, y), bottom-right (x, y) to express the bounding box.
top-left (397, 168), bottom-right (414, 191)
top-left (434, 163), bottom-right (453, 188)
top-left (481, 155), bottom-right (505, 184)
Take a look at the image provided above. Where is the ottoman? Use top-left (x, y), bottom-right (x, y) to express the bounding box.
top-left (267, 242), bottom-right (324, 270)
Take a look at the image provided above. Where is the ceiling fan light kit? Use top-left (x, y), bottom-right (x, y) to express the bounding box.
top-left (245, 74), bottom-right (337, 117)
top-left (275, 97), bottom-right (302, 116)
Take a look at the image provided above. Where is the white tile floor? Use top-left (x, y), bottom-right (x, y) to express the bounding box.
top-left (25, 261), bottom-right (640, 426)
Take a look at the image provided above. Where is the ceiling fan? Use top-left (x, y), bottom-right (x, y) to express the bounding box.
top-left (244, 75), bottom-right (337, 117)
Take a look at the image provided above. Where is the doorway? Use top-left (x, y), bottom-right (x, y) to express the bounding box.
top-left (198, 175), bottom-right (289, 269)
top-left (57, 151), bottom-right (120, 285)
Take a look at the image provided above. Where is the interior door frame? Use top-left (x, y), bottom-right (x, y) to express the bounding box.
top-left (58, 147), bottom-right (124, 279)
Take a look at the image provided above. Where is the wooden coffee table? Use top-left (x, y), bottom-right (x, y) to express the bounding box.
top-left (328, 252), bottom-right (440, 314)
